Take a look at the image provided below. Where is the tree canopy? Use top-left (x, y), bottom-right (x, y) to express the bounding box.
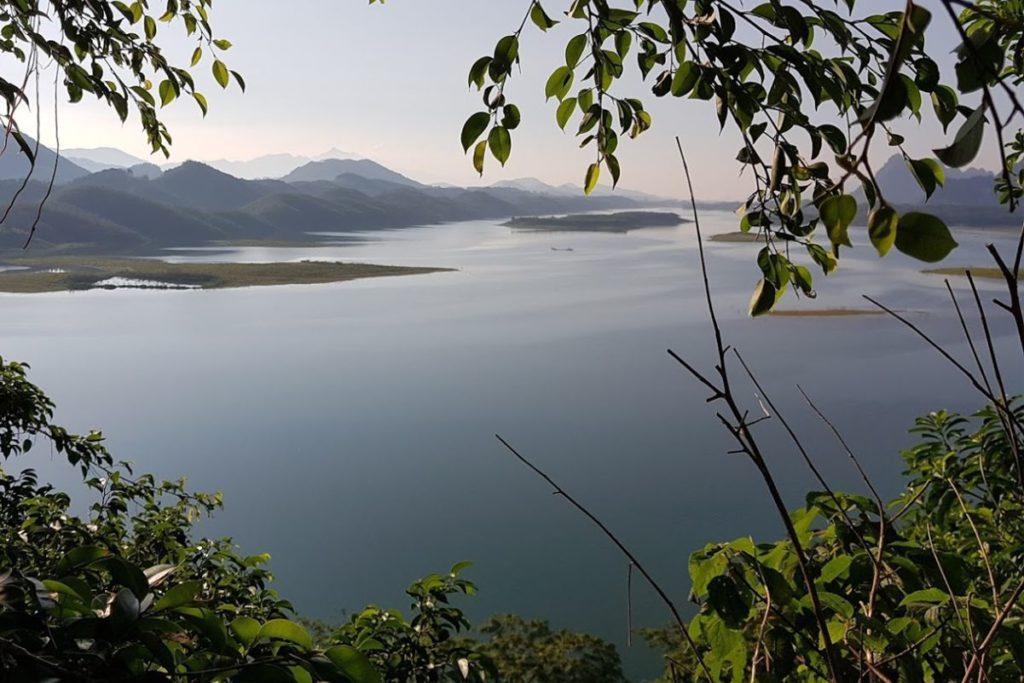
top-left (449, 0), bottom-right (1023, 313)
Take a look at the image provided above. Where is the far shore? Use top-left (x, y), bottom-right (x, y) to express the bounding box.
top-left (709, 232), bottom-right (760, 243)
top-left (924, 267), bottom-right (1021, 280)
top-left (0, 257), bottom-right (452, 293)
top-left (768, 308), bottom-right (885, 318)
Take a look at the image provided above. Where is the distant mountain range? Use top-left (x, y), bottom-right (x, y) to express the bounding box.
top-left (0, 142), bottom-right (670, 253)
top-left (853, 155), bottom-right (1018, 226)
top-left (65, 146), bottom-right (365, 180)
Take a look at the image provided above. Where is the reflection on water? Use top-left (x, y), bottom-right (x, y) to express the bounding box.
top-left (1, 212), bottom-right (1020, 678)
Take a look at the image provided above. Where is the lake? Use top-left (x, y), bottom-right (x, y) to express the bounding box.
top-left (3, 210), bottom-right (1021, 678)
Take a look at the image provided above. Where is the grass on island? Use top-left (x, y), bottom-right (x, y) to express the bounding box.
top-left (709, 232), bottom-right (760, 243)
top-left (0, 257), bottom-right (452, 293)
top-left (924, 266), bottom-right (1022, 280)
top-left (768, 308), bottom-right (885, 317)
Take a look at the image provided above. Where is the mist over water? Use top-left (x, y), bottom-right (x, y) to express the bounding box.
top-left (3, 211), bottom-right (1019, 678)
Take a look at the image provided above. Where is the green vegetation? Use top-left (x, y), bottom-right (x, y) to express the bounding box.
top-left (451, 0), bottom-right (1023, 314)
top-left (504, 210), bottom-right (684, 232)
top-left (0, 258), bottom-right (450, 293)
top-left (643, 405), bottom-right (1024, 682)
top-left (0, 358), bottom-right (634, 682)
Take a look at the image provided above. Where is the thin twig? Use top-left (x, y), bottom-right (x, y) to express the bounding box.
top-left (495, 434), bottom-right (713, 681)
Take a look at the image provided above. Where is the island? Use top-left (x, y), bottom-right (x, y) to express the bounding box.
top-left (0, 258), bottom-right (452, 293)
top-left (709, 231), bottom-right (761, 243)
top-left (504, 211), bottom-right (685, 233)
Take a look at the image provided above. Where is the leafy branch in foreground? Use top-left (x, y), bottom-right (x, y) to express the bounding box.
top-left (450, 0), bottom-right (1024, 314)
top-left (0, 357), bottom-right (496, 683)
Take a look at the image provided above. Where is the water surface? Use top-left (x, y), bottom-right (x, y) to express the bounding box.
top-left (3, 212), bottom-right (1020, 678)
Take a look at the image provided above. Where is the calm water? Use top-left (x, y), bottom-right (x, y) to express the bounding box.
top-left (3, 211), bottom-right (1021, 678)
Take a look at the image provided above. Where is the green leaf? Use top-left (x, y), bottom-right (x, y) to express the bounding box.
top-left (193, 92), bottom-right (208, 116)
top-left (191, 46), bottom-right (202, 66)
top-left (158, 80), bottom-right (176, 107)
top-left (707, 575), bottom-right (751, 628)
top-left (605, 154), bottom-right (620, 188)
top-left (545, 66), bottom-right (574, 101)
top-left (212, 59), bottom-right (230, 88)
top-left (325, 645), bottom-right (383, 683)
top-left (472, 140), bottom-right (487, 176)
top-left (488, 126), bottom-right (511, 166)
top-left (144, 15), bottom-right (156, 40)
top-left (900, 587), bottom-right (950, 607)
top-left (584, 162), bottom-right (600, 195)
top-left (501, 104), bottom-right (521, 130)
top-left (153, 580), bottom-right (202, 611)
top-left (933, 106), bottom-right (986, 168)
top-left (868, 206), bottom-right (898, 257)
top-left (895, 212), bottom-right (957, 262)
top-left (565, 33), bottom-right (587, 68)
top-left (818, 555), bottom-right (853, 583)
top-left (556, 97), bottom-right (576, 130)
top-left (671, 62), bottom-right (699, 97)
top-left (819, 195), bottom-right (856, 253)
top-left (257, 619), bottom-right (313, 650)
top-left (529, 2), bottom-right (558, 31)
top-left (749, 278), bottom-right (777, 317)
top-left (231, 616), bottom-right (261, 648)
top-left (461, 112), bottom-right (490, 152)
top-left (907, 158), bottom-right (944, 199)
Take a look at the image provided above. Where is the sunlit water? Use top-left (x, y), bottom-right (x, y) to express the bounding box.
top-left (3, 211), bottom-right (1021, 679)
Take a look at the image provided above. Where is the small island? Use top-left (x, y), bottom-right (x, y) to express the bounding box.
top-left (504, 211), bottom-right (685, 233)
top-left (709, 231), bottom-right (761, 243)
top-left (0, 257), bottom-right (452, 293)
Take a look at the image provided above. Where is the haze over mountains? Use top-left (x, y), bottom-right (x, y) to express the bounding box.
top-left (0, 141), bottom-right (669, 253)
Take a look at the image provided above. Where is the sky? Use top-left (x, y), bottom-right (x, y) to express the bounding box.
top-left (24, 0), bottom-right (1009, 199)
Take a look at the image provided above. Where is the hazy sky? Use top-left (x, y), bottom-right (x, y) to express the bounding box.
top-left (31, 1), bottom-right (1006, 199)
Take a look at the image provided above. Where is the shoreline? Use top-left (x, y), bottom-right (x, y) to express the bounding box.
top-left (0, 257), bottom-right (453, 293)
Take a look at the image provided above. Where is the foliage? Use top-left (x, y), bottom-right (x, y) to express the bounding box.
top-left (477, 614), bottom-right (627, 683)
top-left (448, 0), bottom-right (1024, 313)
top-left (0, 0), bottom-right (242, 160)
top-left (0, 356), bottom-right (484, 683)
top-left (643, 402), bottom-right (1024, 682)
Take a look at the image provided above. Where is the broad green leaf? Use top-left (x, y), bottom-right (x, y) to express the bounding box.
top-left (545, 66), bottom-right (574, 101)
top-left (900, 587), bottom-right (950, 606)
top-left (584, 162), bottom-right (600, 195)
top-left (529, 2), bottom-right (558, 31)
top-left (819, 195), bottom-right (856, 253)
top-left (933, 106), bottom-right (986, 168)
top-left (565, 33), bottom-right (587, 68)
top-left (488, 126), bottom-right (511, 165)
top-left (895, 212), bottom-right (957, 262)
top-left (153, 580), bottom-right (202, 611)
top-left (461, 112), bottom-right (490, 152)
top-left (472, 140), bottom-right (487, 176)
top-left (671, 62), bottom-right (698, 97)
top-left (325, 645), bottom-right (383, 683)
top-left (212, 59), bottom-right (229, 88)
top-left (868, 206), bottom-right (898, 257)
top-left (193, 92), bottom-right (209, 116)
top-left (231, 616), bottom-right (261, 648)
top-left (158, 80), bottom-right (176, 107)
top-left (556, 97), bottom-right (576, 130)
top-left (257, 619), bottom-right (312, 650)
top-left (749, 278), bottom-right (777, 317)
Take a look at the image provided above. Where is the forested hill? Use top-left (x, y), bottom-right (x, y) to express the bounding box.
top-left (0, 155), bottom-right (663, 254)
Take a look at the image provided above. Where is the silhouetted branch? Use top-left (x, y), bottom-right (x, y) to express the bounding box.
top-left (494, 434), bottom-right (714, 681)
